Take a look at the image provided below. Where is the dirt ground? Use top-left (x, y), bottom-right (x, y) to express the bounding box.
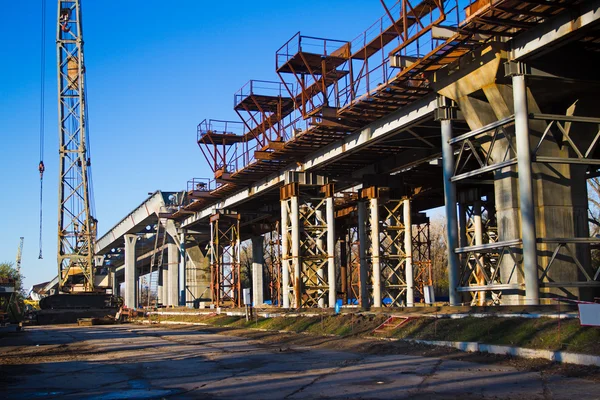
top-left (189, 323), bottom-right (600, 383)
top-left (2, 323), bottom-right (599, 399)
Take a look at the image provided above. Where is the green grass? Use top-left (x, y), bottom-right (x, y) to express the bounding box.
top-left (141, 312), bottom-right (600, 355)
top-left (388, 317), bottom-right (600, 354)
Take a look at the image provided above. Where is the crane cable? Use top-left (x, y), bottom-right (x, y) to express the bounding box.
top-left (38, 0), bottom-right (46, 260)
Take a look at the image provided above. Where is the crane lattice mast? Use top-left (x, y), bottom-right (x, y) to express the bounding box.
top-left (15, 237), bottom-right (24, 275)
top-left (57, 0), bottom-right (96, 293)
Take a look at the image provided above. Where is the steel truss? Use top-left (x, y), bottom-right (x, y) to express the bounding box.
top-left (209, 213), bottom-right (241, 307)
top-left (442, 72), bottom-right (600, 303)
top-left (264, 222), bottom-right (282, 305)
top-left (457, 189), bottom-right (505, 305)
top-left (345, 225), bottom-right (362, 305)
top-left (362, 187), bottom-right (414, 307)
top-left (280, 183), bottom-right (336, 308)
top-left (57, 0), bottom-right (98, 293)
top-left (412, 221), bottom-right (433, 299)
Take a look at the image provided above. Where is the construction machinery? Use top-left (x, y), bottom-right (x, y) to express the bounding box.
top-left (40, 0), bottom-right (117, 310)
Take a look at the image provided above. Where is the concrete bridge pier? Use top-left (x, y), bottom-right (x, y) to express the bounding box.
top-left (251, 235), bottom-right (264, 306)
top-left (435, 46), bottom-right (597, 304)
top-left (124, 234), bottom-right (138, 308)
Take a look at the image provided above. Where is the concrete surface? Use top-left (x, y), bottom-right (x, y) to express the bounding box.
top-left (1, 324), bottom-right (598, 399)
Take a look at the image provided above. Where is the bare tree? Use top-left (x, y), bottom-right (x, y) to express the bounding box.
top-left (588, 178), bottom-right (600, 269)
top-left (429, 218), bottom-right (449, 297)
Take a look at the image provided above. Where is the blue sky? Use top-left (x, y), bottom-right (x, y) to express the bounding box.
top-left (0, 1), bottom-right (389, 289)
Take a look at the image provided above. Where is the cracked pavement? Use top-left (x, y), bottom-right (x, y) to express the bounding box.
top-left (1, 324), bottom-right (598, 399)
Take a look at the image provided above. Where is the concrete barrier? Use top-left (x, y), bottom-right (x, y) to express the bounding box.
top-left (405, 339), bottom-right (600, 367)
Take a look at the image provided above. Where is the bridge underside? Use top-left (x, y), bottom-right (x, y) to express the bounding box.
top-left (99, 0), bottom-right (600, 309)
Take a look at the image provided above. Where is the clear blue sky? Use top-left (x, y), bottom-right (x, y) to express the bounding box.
top-left (0, 1), bottom-right (389, 290)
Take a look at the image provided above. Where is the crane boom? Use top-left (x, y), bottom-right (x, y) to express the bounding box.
top-left (57, 0), bottom-right (96, 293)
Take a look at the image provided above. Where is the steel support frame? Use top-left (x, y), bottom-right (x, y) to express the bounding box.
top-left (344, 225), bottom-right (362, 305)
top-left (264, 222), bottom-right (282, 306)
top-left (209, 212), bottom-right (241, 307)
top-left (437, 97), bottom-right (461, 305)
top-left (362, 187), bottom-right (414, 307)
top-left (412, 221), bottom-right (433, 300)
top-left (443, 71), bottom-right (600, 304)
top-left (280, 183), bottom-right (336, 308)
top-left (457, 190), bottom-right (506, 305)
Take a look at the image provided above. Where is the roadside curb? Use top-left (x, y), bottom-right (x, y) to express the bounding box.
top-left (404, 339), bottom-right (600, 367)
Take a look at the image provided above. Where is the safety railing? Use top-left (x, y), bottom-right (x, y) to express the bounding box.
top-left (234, 80), bottom-right (291, 109)
top-left (276, 32), bottom-right (351, 71)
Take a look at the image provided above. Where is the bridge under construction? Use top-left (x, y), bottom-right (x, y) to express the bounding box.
top-left (95, 0), bottom-right (600, 311)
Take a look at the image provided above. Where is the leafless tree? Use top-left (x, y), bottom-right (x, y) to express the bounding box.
top-left (429, 218), bottom-right (449, 297)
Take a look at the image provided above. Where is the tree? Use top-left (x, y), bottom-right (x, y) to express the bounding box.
top-left (0, 262), bottom-right (25, 294)
top-left (587, 178), bottom-right (600, 269)
top-left (429, 218), bottom-right (449, 297)
top-left (0, 261), bottom-right (26, 321)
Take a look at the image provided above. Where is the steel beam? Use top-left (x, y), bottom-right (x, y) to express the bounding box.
top-left (369, 197), bottom-right (382, 308)
top-left (404, 199), bottom-right (414, 307)
top-left (512, 74), bottom-right (540, 305)
top-left (290, 196), bottom-right (301, 308)
top-left (440, 116), bottom-right (460, 306)
top-left (326, 195), bottom-right (336, 308)
top-left (357, 200), bottom-right (370, 309)
top-left (281, 199), bottom-right (290, 308)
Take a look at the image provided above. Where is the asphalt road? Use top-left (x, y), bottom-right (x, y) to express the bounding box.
top-left (0, 324), bottom-right (598, 399)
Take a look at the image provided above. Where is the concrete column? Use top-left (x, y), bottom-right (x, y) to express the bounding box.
top-left (326, 195), bottom-right (336, 308)
top-left (111, 269), bottom-right (119, 297)
top-left (404, 199), bottom-right (414, 307)
top-left (167, 240), bottom-right (179, 307)
top-left (291, 195), bottom-right (301, 308)
top-left (513, 74), bottom-right (539, 305)
top-left (358, 200), bottom-right (370, 309)
top-left (157, 266), bottom-right (163, 305)
top-left (179, 231), bottom-right (187, 307)
top-left (370, 197), bottom-right (382, 308)
top-left (281, 199), bottom-right (290, 309)
top-left (441, 118), bottom-right (461, 306)
top-left (161, 266), bottom-right (168, 306)
top-left (124, 234), bottom-right (138, 308)
top-left (251, 235), bottom-right (265, 306)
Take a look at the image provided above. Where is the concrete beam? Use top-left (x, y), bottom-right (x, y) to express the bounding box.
top-left (182, 96), bottom-right (437, 229)
top-left (96, 191), bottom-right (168, 254)
top-left (510, 0), bottom-right (600, 61)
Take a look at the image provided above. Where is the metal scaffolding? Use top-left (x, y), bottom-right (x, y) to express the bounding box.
top-left (209, 212), bottom-right (241, 307)
top-left (264, 222), bottom-right (282, 306)
top-left (281, 182), bottom-right (336, 308)
top-left (439, 65), bottom-right (600, 305)
top-left (412, 220), bottom-right (433, 300)
top-left (361, 187), bottom-right (415, 307)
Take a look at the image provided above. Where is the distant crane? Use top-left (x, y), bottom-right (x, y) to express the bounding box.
top-left (15, 237), bottom-right (24, 276)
